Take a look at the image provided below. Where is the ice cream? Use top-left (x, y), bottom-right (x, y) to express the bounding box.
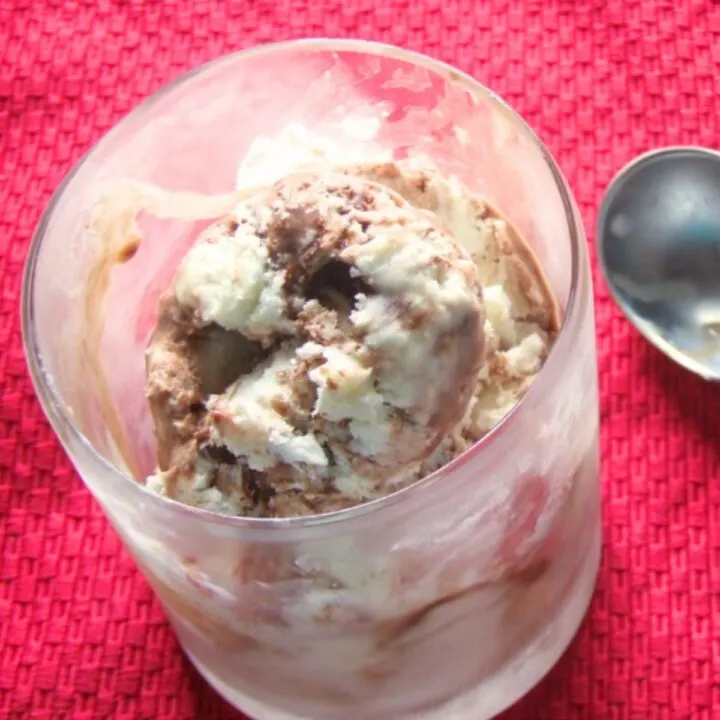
top-left (141, 159), bottom-right (558, 517)
top-left (81, 121), bottom-right (597, 720)
top-left (50, 41), bottom-right (603, 720)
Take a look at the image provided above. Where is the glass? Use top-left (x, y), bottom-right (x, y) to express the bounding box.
top-left (22, 40), bottom-right (601, 720)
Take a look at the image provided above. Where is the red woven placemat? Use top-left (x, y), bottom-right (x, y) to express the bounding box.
top-left (2, 1), bottom-right (720, 718)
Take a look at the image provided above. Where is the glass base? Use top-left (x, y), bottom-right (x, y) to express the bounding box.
top-left (183, 524), bottom-right (602, 720)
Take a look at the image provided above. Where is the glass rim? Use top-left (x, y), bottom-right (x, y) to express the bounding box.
top-left (21, 37), bottom-right (585, 531)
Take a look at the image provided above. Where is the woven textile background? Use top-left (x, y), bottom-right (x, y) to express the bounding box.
top-left (3, 0), bottom-right (720, 718)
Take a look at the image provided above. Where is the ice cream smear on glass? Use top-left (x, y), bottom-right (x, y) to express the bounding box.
top-left (91, 123), bottom-right (559, 518)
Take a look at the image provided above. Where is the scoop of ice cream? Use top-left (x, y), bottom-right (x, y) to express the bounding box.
top-left (339, 163), bottom-right (560, 441)
top-left (145, 170), bottom-right (486, 514)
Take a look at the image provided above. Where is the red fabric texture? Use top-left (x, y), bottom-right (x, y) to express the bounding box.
top-left (2, 1), bottom-right (720, 718)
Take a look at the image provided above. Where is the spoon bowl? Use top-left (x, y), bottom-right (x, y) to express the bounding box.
top-left (597, 146), bottom-right (720, 380)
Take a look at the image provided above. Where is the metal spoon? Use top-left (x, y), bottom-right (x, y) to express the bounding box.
top-left (597, 146), bottom-right (720, 380)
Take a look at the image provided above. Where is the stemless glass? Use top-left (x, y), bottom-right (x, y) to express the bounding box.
top-left (22, 40), bottom-right (601, 720)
